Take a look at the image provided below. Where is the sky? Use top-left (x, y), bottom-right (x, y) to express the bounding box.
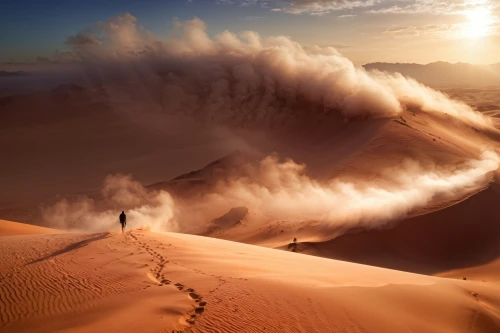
top-left (1, 0), bottom-right (500, 66)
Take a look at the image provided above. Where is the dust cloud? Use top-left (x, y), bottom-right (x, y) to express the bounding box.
top-left (64, 13), bottom-right (492, 129)
top-left (42, 151), bottom-right (499, 237)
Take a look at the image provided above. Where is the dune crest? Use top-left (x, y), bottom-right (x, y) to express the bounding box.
top-left (0, 219), bottom-right (64, 237)
top-left (1, 227), bottom-right (500, 333)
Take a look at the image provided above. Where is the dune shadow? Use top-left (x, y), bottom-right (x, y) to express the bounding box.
top-left (27, 233), bottom-right (110, 265)
top-left (304, 187), bottom-right (500, 276)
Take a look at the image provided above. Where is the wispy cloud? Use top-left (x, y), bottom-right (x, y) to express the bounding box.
top-left (369, 0), bottom-right (500, 15)
top-left (383, 24), bottom-right (462, 38)
top-left (218, 0), bottom-right (376, 15)
top-left (244, 16), bottom-right (262, 20)
top-left (278, 0), bottom-right (375, 15)
top-left (218, 0), bottom-right (500, 18)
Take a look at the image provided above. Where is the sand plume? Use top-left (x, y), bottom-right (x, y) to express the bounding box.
top-left (59, 14), bottom-right (494, 130)
top-left (42, 151), bottom-right (499, 239)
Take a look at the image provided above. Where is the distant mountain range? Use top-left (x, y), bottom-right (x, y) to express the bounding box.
top-left (363, 62), bottom-right (500, 88)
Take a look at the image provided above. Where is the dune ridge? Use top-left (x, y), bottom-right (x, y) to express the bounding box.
top-left (1, 225), bottom-right (500, 333)
top-left (0, 219), bottom-right (65, 237)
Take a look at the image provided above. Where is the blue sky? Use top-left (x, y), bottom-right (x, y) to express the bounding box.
top-left (1, 0), bottom-right (500, 65)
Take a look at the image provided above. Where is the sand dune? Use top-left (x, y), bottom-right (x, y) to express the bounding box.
top-left (0, 230), bottom-right (194, 333)
top-left (1, 224), bottom-right (500, 332)
top-left (0, 219), bottom-right (65, 237)
top-left (301, 187), bottom-right (500, 277)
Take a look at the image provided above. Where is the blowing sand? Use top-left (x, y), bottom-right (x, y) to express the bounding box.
top-left (1, 224), bottom-right (499, 333)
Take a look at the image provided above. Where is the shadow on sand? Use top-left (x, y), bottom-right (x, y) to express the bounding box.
top-left (27, 233), bottom-right (110, 265)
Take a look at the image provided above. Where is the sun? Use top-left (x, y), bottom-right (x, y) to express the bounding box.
top-left (464, 6), bottom-right (494, 38)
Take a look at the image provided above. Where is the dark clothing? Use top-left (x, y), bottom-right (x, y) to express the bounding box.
top-left (119, 212), bottom-right (126, 232)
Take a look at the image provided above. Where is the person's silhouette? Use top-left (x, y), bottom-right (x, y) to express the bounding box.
top-left (119, 211), bottom-right (126, 233)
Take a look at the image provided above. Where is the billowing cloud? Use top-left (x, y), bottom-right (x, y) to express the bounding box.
top-left (65, 31), bottom-right (102, 47)
top-left (38, 13), bottom-right (499, 239)
top-left (42, 151), bottom-right (499, 241)
top-left (41, 175), bottom-right (178, 233)
top-left (64, 13), bottom-right (493, 129)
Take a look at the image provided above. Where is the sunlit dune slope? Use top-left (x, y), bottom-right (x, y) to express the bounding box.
top-left (0, 219), bottom-right (64, 237)
top-left (0, 228), bottom-right (193, 333)
top-left (1, 224), bottom-right (500, 333)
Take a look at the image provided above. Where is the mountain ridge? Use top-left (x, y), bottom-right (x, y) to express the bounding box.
top-left (363, 61), bottom-right (500, 88)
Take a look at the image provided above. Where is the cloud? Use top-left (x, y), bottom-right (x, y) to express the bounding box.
top-left (37, 13), bottom-right (499, 238)
top-left (41, 174), bottom-right (178, 232)
top-left (217, 0), bottom-right (376, 15)
top-left (383, 24), bottom-right (462, 38)
top-left (218, 0), bottom-right (500, 18)
top-left (36, 56), bottom-right (50, 63)
top-left (304, 43), bottom-right (353, 49)
top-left (244, 16), bottom-right (262, 20)
top-left (62, 13), bottom-right (493, 129)
top-left (280, 0), bottom-right (375, 15)
top-left (42, 151), bottom-right (499, 241)
top-left (205, 151), bottom-right (499, 239)
top-left (369, 0), bottom-right (500, 15)
top-left (65, 31), bottom-right (102, 47)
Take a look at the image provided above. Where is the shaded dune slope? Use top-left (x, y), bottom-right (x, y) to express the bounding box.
top-left (303, 187), bottom-right (500, 277)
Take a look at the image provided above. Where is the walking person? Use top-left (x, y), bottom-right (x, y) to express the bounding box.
top-left (119, 211), bottom-right (126, 233)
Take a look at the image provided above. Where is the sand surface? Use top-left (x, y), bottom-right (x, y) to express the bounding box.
top-left (0, 219), bottom-right (65, 237)
top-left (1, 224), bottom-right (500, 333)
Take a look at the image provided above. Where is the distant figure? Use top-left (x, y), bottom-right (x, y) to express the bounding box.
top-left (288, 238), bottom-right (298, 252)
top-left (119, 211), bottom-right (126, 233)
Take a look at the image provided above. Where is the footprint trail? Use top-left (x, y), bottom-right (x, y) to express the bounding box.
top-left (128, 231), bottom-right (207, 330)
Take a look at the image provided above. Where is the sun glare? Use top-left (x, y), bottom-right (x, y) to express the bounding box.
top-left (464, 6), bottom-right (494, 38)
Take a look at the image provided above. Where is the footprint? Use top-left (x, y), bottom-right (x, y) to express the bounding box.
top-left (199, 301), bottom-right (207, 306)
top-left (194, 307), bottom-right (205, 315)
top-left (188, 292), bottom-right (200, 300)
top-left (175, 283), bottom-right (184, 290)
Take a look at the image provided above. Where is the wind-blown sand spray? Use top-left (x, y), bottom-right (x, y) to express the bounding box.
top-left (64, 13), bottom-right (493, 130)
top-left (43, 151), bottom-right (499, 239)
